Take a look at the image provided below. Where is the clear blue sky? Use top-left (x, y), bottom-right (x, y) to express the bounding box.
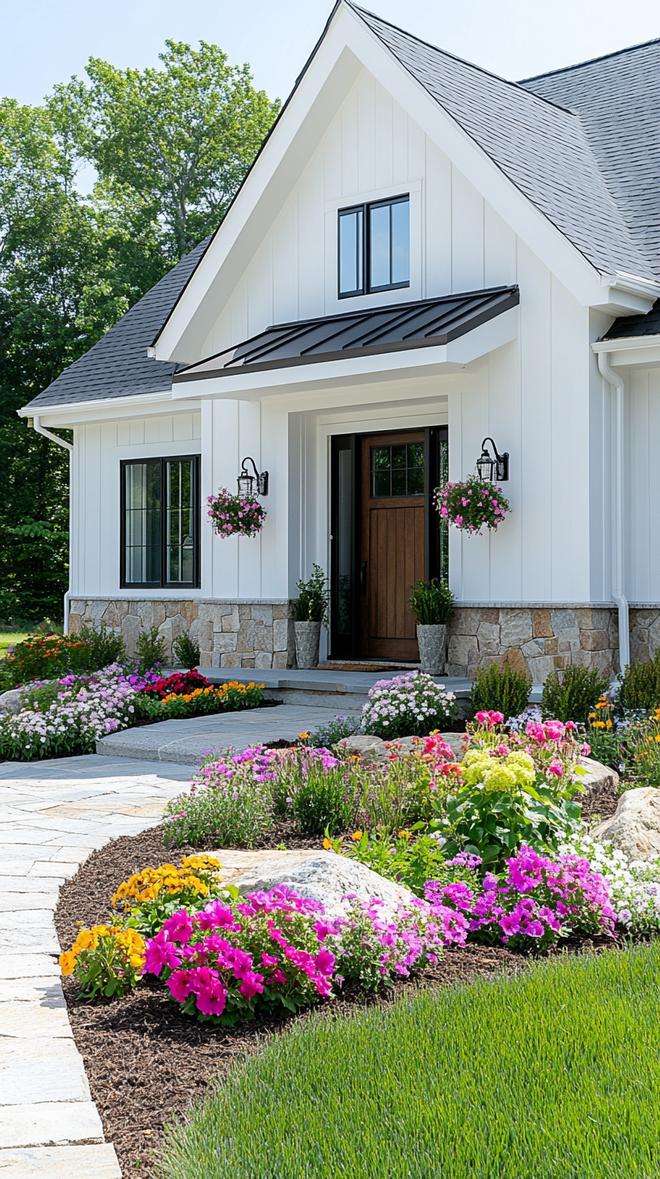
top-left (3, 0), bottom-right (659, 107)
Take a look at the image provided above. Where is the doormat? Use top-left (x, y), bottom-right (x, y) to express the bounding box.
top-left (318, 661), bottom-right (418, 673)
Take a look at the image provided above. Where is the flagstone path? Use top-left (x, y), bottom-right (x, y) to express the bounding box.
top-left (0, 754), bottom-right (194, 1177)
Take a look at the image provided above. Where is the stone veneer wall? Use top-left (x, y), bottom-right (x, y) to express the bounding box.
top-left (70, 598), bottom-right (660, 682)
top-left (445, 606), bottom-right (620, 681)
top-left (68, 599), bottom-right (295, 670)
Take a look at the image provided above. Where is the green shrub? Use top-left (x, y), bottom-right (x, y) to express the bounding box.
top-left (541, 665), bottom-right (609, 723)
top-left (164, 777), bottom-right (275, 849)
top-left (292, 564), bottom-right (329, 624)
top-left (409, 578), bottom-right (453, 625)
top-left (135, 626), bottom-right (166, 672)
top-left (159, 944), bottom-right (660, 1179)
top-left (172, 632), bottom-right (201, 670)
top-left (0, 625), bottom-right (124, 687)
top-left (617, 653), bottom-right (660, 711)
top-left (72, 624), bottom-right (125, 671)
top-left (308, 715), bottom-right (359, 749)
top-left (291, 765), bottom-right (359, 836)
top-left (470, 661), bottom-right (531, 718)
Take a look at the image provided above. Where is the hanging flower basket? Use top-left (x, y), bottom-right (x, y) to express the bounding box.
top-left (434, 476), bottom-right (510, 535)
top-left (207, 488), bottom-right (266, 539)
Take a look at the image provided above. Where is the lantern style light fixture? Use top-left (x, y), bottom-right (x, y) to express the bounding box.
top-left (237, 455), bottom-right (269, 497)
top-left (476, 436), bottom-right (509, 483)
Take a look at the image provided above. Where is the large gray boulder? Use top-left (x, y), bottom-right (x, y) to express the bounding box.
top-left (210, 847), bottom-right (415, 919)
top-left (0, 687), bottom-right (27, 716)
top-left (593, 787), bottom-right (660, 861)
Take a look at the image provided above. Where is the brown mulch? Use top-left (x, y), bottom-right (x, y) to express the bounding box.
top-left (54, 777), bottom-right (621, 1179)
top-left (579, 775), bottom-right (621, 823)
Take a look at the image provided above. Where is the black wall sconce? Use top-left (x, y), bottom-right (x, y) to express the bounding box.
top-left (476, 437), bottom-right (509, 482)
top-left (237, 455), bottom-right (269, 497)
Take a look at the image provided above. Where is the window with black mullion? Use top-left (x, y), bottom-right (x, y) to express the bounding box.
top-left (121, 455), bottom-right (200, 589)
top-left (338, 194), bottom-right (410, 298)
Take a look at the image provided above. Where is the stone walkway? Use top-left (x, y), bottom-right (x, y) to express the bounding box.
top-left (0, 754), bottom-right (194, 1177)
top-left (97, 703), bottom-right (363, 764)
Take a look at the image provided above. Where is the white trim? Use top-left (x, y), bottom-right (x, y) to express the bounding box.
top-left (19, 393), bottom-right (202, 428)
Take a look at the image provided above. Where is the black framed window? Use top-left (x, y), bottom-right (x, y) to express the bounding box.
top-left (338, 194), bottom-right (409, 298)
top-left (121, 455), bottom-right (200, 589)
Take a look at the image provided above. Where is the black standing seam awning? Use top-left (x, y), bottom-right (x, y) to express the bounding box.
top-left (173, 285), bottom-right (519, 383)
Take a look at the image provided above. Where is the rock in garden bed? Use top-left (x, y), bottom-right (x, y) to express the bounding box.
top-left (594, 787), bottom-right (660, 860)
top-left (211, 847), bottom-right (416, 919)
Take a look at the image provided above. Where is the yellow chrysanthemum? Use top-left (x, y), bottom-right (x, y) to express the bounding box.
top-left (59, 951), bottom-right (76, 976)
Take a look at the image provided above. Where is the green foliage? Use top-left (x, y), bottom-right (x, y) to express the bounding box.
top-left (337, 830), bottom-right (471, 896)
top-left (471, 661), bottom-right (531, 718)
top-left (542, 665), bottom-right (609, 723)
top-left (409, 578), bottom-right (454, 625)
top-left (135, 626), bottom-right (166, 672)
top-left (290, 766), bottom-right (358, 836)
top-left (292, 564), bottom-right (329, 624)
top-left (172, 632), bottom-right (201, 670)
top-left (616, 653), bottom-right (660, 712)
top-left (1, 625), bottom-right (124, 687)
top-left (432, 782), bottom-right (581, 870)
top-left (163, 778), bottom-right (275, 849)
top-left (0, 47), bottom-right (279, 622)
top-left (308, 715), bottom-right (359, 749)
top-left (159, 944), bottom-right (660, 1179)
top-left (132, 682), bottom-right (264, 723)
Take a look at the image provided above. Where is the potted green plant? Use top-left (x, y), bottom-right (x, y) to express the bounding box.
top-left (409, 578), bottom-right (454, 675)
top-left (292, 564), bottom-right (329, 669)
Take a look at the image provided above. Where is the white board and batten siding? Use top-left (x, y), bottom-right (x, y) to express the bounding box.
top-left (193, 67), bottom-right (596, 606)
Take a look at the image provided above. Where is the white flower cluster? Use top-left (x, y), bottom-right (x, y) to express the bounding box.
top-left (0, 664), bottom-right (138, 759)
top-left (560, 831), bottom-right (660, 935)
top-left (361, 671), bottom-right (455, 736)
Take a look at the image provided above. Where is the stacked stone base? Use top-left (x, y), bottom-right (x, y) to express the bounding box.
top-left (68, 599), bottom-right (295, 670)
top-left (446, 605), bottom-right (620, 681)
top-left (69, 598), bottom-right (660, 682)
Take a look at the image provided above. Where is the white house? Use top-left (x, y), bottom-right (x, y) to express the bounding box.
top-left (20, 2), bottom-right (660, 682)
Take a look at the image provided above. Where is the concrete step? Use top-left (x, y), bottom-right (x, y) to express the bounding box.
top-left (197, 667), bottom-right (472, 710)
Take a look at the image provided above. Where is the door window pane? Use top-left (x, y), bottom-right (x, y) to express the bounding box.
top-left (338, 207), bottom-right (364, 296)
top-left (371, 441), bottom-right (425, 498)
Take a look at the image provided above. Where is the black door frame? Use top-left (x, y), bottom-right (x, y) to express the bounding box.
top-left (329, 425), bottom-right (448, 661)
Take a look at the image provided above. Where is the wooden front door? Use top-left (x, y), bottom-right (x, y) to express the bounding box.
top-left (359, 431), bottom-right (426, 660)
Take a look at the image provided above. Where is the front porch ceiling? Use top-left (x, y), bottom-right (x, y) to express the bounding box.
top-left (171, 286), bottom-right (519, 402)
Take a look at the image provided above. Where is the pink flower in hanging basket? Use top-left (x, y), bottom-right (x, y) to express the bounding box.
top-left (434, 476), bottom-right (510, 535)
top-left (207, 488), bottom-right (266, 539)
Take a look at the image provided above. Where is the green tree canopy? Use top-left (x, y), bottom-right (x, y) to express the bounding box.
top-left (0, 45), bottom-right (279, 622)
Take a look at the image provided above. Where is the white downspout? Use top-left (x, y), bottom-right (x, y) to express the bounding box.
top-left (30, 416), bottom-right (74, 635)
top-left (596, 353), bottom-right (630, 673)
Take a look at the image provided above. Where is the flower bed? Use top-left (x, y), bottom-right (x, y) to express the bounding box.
top-left (0, 662), bottom-right (267, 761)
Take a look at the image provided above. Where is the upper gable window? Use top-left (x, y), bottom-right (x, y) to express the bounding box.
top-left (338, 195), bottom-right (410, 298)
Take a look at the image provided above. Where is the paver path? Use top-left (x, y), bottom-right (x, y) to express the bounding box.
top-left (0, 754), bottom-right (194, 1177)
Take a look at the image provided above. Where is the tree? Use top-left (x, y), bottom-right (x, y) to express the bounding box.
top-left (54, 40), bottom-right (279, 260)
top-left (0, 46), bottom-right (279, 622)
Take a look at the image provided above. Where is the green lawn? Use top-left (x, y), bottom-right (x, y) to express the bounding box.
top-left (0, 631), bottom-right (28, 659)
top-left (160, 943), bottom-right (660, 1179)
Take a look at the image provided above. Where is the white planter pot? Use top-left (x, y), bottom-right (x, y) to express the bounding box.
top-left (294, 620), bottom-right (322, 669)
top-left (416, 623), bottom-right (447, 675)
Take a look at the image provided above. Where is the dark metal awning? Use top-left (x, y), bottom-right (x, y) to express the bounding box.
top-left (174, 285), bottom-right (519, 383)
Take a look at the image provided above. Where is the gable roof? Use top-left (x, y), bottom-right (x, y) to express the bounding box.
top-left (605, 299), bottom-right (660, 341)
top-left (521, 39), bottom-right (660, 282)
top-left (349, 3), bottom-right (656, 282)
top-left (22, 239), bottom-right (209, 413)
top-left (174, 286), bottom-right (519, 382)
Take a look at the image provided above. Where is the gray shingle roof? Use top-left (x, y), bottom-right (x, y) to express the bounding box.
top-left (605, 300), bottom-right (660, 340)
top-left (521, 40), bottom-right (660, 281)
top-left (22, 239), bottom-right (209, 412)
top-left (350, 4), bottom-right (656, 282)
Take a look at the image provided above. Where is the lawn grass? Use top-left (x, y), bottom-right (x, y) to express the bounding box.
top-left (0, 631), bottom-right (29, 659)
top-left (160, 943), bottom-right (660, 1179)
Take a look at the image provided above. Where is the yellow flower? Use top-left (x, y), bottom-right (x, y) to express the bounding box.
top-left (59, 951), bottom-right (77, 976)
top-left (322, 837), bottom-right (332, 850)
top-left (297, 731), bottom-right (310, 740)
top-left (592, 721), bottom-right (605, 729)
top-left (397, 829), bottom-right (411, 841)
top-left (350, 830), bottom-right (363, 842)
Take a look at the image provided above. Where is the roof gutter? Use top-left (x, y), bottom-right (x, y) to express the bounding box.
top-left (30, 416), bottom-right (73, 633)
top-left (595, 352), bottom-right (630, 674)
